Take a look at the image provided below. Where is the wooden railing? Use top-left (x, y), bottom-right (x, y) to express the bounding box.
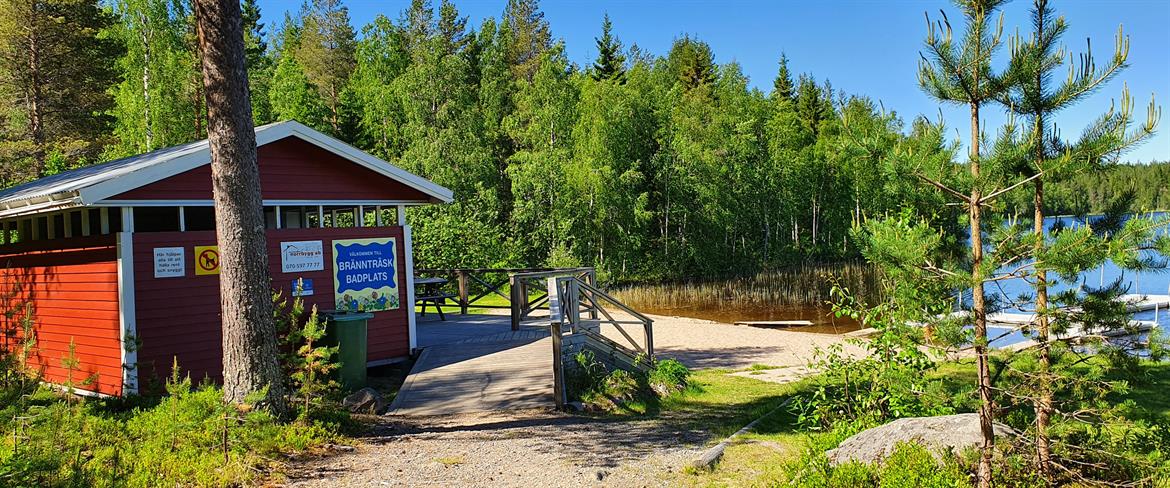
top-left (548, 274), bottom-right (654, 409)
top-left (414, 267), bottom-right (597, 330)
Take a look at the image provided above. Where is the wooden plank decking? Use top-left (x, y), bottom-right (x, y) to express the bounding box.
top-left (389, 314), bottom-right (555, 415)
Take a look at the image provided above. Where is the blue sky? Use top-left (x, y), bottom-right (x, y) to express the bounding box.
top-left (255, 0), bottom-right (1170, 163)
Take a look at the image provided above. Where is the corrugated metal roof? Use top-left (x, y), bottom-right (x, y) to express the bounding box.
top-left (0, 122), bottom-right (283, 205)
top-left (0, 121), bottom-right (453, 218)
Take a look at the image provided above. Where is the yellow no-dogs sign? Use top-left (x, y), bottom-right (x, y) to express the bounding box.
top-left (195, 245), bottom-right (220, 276)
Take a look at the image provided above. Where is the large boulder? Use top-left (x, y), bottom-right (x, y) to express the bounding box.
top-left (342, 387), bottom-right (388, 414)
top-left (826, 413), bottom-right (1017, 466)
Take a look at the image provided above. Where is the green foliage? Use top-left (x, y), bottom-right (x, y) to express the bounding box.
top-left (0, 0), bottom-right (120, 186)
top-left (647, 358), bottom-right (690, 395)
top-left (792, 286), bottom-right (956, 431)
top-left (274, 285), bottom-right (341, 422)
top-left (785, 437), bottom-right (972, 488)
top-left (0, 370), bottom-right (338, 487)
top-left (1002, 162), bottom-right (1170, 216)
top-left (1, 0), bottom-right (975, 283)
top-left (568, 350), bottom-right (689, 412)
top-left (590, 14), bottom-right (624, 82)
top-left (105, 0), bottom-right (206, 157)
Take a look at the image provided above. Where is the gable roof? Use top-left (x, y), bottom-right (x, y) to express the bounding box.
top-left (0, 121), bottom-right (453, 219)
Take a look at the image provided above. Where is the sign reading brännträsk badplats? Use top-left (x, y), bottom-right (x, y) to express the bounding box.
top-left (332, 237), bottom-right (399, 312)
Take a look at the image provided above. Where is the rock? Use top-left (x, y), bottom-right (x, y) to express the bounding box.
top-left (343, 387), bottom-right (388, 414)
top-left (826, 413), bottom-right (1017, 466)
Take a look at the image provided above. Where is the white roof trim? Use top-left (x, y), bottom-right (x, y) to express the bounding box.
top-left (81, 121), bottom-right (453, 205)
top-left (0, 121), bottom-right (451, 213)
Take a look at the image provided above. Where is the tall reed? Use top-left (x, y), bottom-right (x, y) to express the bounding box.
top-left (612, 262), bottom-right (885, 311)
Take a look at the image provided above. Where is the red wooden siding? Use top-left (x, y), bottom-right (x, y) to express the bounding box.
top-left (132, 227), bottom-right (410, 389)
top-left (0, 236), bottom-right (123, 395)
top-left (111, 137), bottom-right (433, 202)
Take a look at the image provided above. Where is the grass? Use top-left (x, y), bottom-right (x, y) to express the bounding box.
top-left (611, 261), bottom-right (884, 311)
top-left (646, 369), bottom-right (812, 486)
top-left (660, 360), bottom-right (1170, 487)
top-left (0, 383), bottom-right (344, 487)
top-left (414, 288), bottom-right (529, 315)
top-left (435, 455), bottom-right (465, 466)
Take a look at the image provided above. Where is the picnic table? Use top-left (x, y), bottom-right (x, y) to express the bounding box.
top-left (415, 276), bottom-right (456, 320)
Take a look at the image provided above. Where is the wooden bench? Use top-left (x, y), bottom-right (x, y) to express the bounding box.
top-left (417, 292), bottom-right (457, 321)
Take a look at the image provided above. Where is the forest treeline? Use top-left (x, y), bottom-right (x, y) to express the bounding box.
top-left (0, 0), bottom-right (1161, 280)
top-left (1001, 161), bottom-right (1168, 217)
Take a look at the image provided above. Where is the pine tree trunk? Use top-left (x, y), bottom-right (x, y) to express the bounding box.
top-left (27, 16), bottom-right (46, 179)
top-left (1031, 6), bottom-right (1054, 479)
top-left (970, 100), bottom-right (995, 488)
top-left (1034, 171), bottom-right (1054, 484)
top-left (193, 0), bottom-right (286, 415)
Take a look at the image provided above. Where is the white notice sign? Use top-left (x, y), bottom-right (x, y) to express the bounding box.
top-left (280, 240), bottom-right (325, 273)
top-left (153, 247), bottom-right (185, 278)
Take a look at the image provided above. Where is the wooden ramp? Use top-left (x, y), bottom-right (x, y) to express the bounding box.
top-left (389, 325), bottom-right (554, 416)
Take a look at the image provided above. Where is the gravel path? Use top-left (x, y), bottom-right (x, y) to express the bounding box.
top-left (287, 409), bottom-right (708, 487)
top-left (286, 314), bottom-right (862, 486)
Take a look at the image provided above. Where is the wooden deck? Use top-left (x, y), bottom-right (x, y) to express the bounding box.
top-left (388, 313), bottom-right (555, 415)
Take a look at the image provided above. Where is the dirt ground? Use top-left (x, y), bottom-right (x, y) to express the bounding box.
top-left (636, 312), bottom-right (866, 371)
top-left (286, 409), bottom-right (707, 488)
top-left (284, 313), bottom-right (860, 487)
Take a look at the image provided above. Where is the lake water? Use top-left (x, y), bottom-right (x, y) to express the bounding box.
top-left (628, 212), bottom-right (1169, 342)
top-left (979, 212), bottom-right (1169, 348)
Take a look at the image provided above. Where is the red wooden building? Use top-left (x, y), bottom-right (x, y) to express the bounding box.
top-left (0, 121), bottom-right (452, 396)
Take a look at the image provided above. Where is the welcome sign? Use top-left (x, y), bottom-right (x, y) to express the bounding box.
top-left (332, 237), bottom-right (400, 312)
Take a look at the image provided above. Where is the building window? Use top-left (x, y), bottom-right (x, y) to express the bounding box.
top-left (35, 217), bottom-right (48, 239)
top-left (184, 207), bottom-right (216, 232)
top-left (69, 211), bottom-right (83, 237)
top-left (282, 207), bottom-right (305, 229)
top-left (87, 209), bottom-right (102, 235)
top-left (133, 207), bottom-right (181, 233)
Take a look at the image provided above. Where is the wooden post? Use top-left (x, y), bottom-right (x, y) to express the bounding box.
top-left (509, 273), bottom-right (522, 331)
top-left (585, 268), bottom-right (599, 320)
top-left (568, 279), bottom-right (580, 330)
top-left (457, 270), bottom-right (469, 315)
top-left (645, 319), bottom-right (655, 358)
top-left (551, 319), bottom-right (565, 410)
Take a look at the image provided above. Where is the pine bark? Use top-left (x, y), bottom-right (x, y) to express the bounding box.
top-left (970, 101), bottom-right (995, 488)
top-left (1031, 7), bottom-right (1054, 480)
top-left (1034, 177), bottom-right (1054, 483)
top-left (26, 12), bottom-right (45, 179)
top-left (193, 0), bottom-right (286, 414)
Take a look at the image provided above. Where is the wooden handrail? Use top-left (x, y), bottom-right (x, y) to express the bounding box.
top-left (548, 274), bottom-right (654, 409)
top-left (413, 267), bottom-right (596, 322)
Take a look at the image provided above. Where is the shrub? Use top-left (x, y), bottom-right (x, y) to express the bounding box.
top-left (568, 350), bottom-right (691, 412)
top-left (0, 378), bottom-right (339, 487)
top-left (791, 286), bottom-right (954, 431)
top-left (784, 433), bottom-right (971, 488)
top-left (648, 358), bottom-right (690, 395)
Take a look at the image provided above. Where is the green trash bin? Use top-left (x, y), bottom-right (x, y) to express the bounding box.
top-left (321, 311), bottom-right (372, 391)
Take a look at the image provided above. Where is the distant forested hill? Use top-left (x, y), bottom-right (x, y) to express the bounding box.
top-left (1002, 162), bottom-right (1169, 216)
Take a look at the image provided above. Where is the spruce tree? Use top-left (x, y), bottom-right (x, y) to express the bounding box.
top-left (241, 0), bottom-right (274, 124)
top-left (591, 13), bottom-right (625, 82)
top-left (667, 35), bottom-right (715, 91)
top-left (772, 53), bottom-right (794, 101)
top-left (503, 0), bottom-right (550, 82)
